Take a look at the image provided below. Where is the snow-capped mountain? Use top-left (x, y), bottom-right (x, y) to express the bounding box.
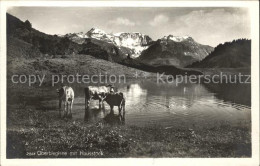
top-left (138, 35), bottom-right (214, 67)
top-left (63, 28), bottom-right (153, 58)
top-left (162, 35), bottom-right (191, 42)
top-left (85, 28), bottom-right (114, 43)
top-left (62, 28), bottom-right (213, 66)
top-left (112, 32), bottom-right (153, 58)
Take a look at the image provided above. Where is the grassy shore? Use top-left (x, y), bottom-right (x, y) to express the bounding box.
top-left (7, 54), bottom-right (157, 79)
top-left (187, 67), bottom-right (251, 76)
top-left (7, 104), bottom-right (251, 158)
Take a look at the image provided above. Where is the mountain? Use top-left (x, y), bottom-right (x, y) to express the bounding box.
top-left (79, 38), bottom-right (126, 62)
top-left (112, 32), bottom-right (153, 58)
top-left (63, 32), bottom-right (87, 44)
top-left (6, 13), bottom-right (126, 62)
top-left (187, 39), bottom-right (251, 68)
top-left (63, 28), bottom-right (153, 58)
top-left (6, 13), bottom-right (203, 77)
top-left (138, 35), bottom-right (213, 68)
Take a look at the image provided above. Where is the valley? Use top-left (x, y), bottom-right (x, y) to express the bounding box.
top-left (5, 11), bottom-right (252, 159)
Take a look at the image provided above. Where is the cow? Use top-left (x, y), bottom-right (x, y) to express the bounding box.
top-left (84, 85), bottom-right (114, 109)
top-left (57, 86), bottom-right (74, 118)
top-left (103, 92), bottom-right (125, 120)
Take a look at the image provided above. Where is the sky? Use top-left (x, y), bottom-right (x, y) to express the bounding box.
top-left (7, 7), bottom-right (251, 46)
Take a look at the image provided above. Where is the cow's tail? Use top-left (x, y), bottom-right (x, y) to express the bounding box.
top-left (119, 92), bottom-right (125, 110)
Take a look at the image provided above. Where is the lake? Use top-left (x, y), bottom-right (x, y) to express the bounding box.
top-left (9, 79), bottom-right (251, 129)
top-left (59, 80), bottom-right (251, 128)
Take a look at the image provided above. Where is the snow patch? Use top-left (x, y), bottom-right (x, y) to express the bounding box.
top-left (168, 36), bottom-right (190, 42)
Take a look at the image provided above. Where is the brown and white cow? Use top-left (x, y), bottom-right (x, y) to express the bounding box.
top-left (84, 85), bottom-right (114, 109)
top-left (57, 86), bottom-right (74, 118)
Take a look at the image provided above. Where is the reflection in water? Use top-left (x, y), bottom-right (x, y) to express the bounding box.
top-left (125, 84), bottom-right (148, 107)
top-left (84, 102), bottom-right (125, 125)
top-left (103, 112), bottom-right (125, 125)
top-left (116, 81), bottom-right (250, 128)
top-left (70, 80), bottom-right (251, 128)
top-left (84, 102), bottom-right (106, 122)
top-left (84, 107), bottom-right (105, 122)
top-left (203, 82), bottom-right (251, 106)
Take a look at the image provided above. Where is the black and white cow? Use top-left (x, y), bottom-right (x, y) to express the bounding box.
top-left (84, 85), bottom-right (114, 109)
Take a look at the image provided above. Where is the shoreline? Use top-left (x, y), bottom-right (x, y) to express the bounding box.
top-left (7, 103), bottom-right (251, 158)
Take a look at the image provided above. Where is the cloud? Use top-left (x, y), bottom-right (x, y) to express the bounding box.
top-left (71, 24), bottom-right (79, 28)
top-left (109, 17), bottom-right (136, 26)
top-left (168, 9), bottom-right (250, 46)
top-left (149, 14), bottom-right (169, 26)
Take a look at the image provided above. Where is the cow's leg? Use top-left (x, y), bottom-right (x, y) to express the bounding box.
top-left (67, 102), bottom-right (70, 118)
top-left (118, 106), bottom-right (121, 116)
top-left (65, 100), bottom-right (70, 118)
top-left (87, 99), bottom-right (90, 109)
top-left (98, 95), bottom-right (103, 109)
top-left (120, 103), bottom-right (126, 123)
top-left (85, 98), bottom-right (89, 110)
top-left (98, 99), bottom-right (101, 108)
top-left (85, 97), bottom-right (91, 110)
top-left (85, 97), bottom-right (87, 110)
top-left (70, 99), bottom-right (73, 117)
top-left (110, 105), bottom-right (114, 114)
top-left (122, 102), bottom-right (125, 122)
top-left (118, 105), bottom-right (123, 123)
top-left (62, 101), bottom-right (67, 118)
top-left (101, 102), bottom-right (106, 117)
top-left (59, 99), bottom-right (62, 117)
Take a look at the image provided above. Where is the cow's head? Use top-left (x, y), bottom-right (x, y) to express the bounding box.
top-left (106, 84), bottom-right (115, 93)
top-left (106, 84), bottom-right (113, 87)
top-left (56, 87), bottom-right (64, 98)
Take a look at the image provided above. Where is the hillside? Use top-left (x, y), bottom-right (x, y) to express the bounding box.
top-left (138, 35), bottom-right (213, 67)
top-left (7, 13), bottom-right (81, 56)
top-left (187, 39), bottom-right (251, 68)
top-left (120, 58), bottom-right (202, 76)
top-left (6, 13), bottom-right (126, 62)
top-left (7, 54), bottom-right (156, 80)
top-left (7, 13), bottom-right (203, 77)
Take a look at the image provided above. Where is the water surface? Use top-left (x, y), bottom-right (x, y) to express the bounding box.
top-left (63, 80), bottom-right (251, 128)
top-left (10, 80), bottom-right (250, 128)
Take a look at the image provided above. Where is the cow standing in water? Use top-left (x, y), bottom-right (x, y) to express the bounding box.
top-left (57, 86), bottom-right (74, 118)
top-left (84, 85), bottom-right (114, 109)
top-left (103, 92), bottom-right (125, 120)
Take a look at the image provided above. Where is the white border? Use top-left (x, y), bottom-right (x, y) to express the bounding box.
top-left (0, 1), bottom-right (259, 166)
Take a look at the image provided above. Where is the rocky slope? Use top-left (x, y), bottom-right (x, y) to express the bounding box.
top-left (187, 39), bottom-right (251, 68)
top-left (138, 35), bottom-right (213, 67)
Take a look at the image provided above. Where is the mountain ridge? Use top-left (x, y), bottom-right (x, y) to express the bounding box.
top-left (62, 27), bottom-right (214, 63)
top-left (138, 36), bottom-right (213, 67)
top-left (187, 39), bottom-right (251, 68)
top-left (62, 28), bottom-right (154, 58)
